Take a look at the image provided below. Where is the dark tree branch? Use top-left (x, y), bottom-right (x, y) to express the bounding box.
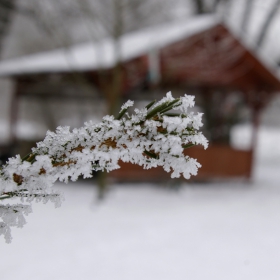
top-left (256, 0), bottom-right (280, 48)
top-left (240, 0), bottom-right (254, 34)
top-left (192, 0), bottom-right (206, 14)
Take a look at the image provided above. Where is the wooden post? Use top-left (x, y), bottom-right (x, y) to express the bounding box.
top-left (248, 90), bottom-right (268, 180)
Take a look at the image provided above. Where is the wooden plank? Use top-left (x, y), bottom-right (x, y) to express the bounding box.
top-left (109, 145), bottom-right (253, 182)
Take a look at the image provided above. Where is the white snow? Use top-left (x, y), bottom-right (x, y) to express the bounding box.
top-left (0, 15), bottom-right (219, 76)
top-left (0, 120), bottom-right (47, 143)
top-left (1, 125), bottom-right (280, 280)
top-left (231, 123), bottom-right (280, 164)
top-left (14, 120), bottom-right (48, 140)
top-left (230, 123), bottom-right (254, 150)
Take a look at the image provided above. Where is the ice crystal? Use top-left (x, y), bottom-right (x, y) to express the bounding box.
top-left (0, 92), bottom-right (208, 243)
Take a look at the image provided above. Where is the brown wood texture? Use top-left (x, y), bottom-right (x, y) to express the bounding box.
top-left (109, 145), bottom-right (253, 182)
top-left (159, 24), bottom-right (280, 96)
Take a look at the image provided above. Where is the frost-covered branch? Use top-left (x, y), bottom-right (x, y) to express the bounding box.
top-left (0, 92), bottom-right (208, 243)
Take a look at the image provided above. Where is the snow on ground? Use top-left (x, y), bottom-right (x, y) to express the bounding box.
top-left (0, 120), bottom-right (47, 143)
top-left (1, 125), bottom-right (280, 280)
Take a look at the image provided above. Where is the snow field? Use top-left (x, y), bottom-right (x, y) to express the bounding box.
top-left (1, 125), bottom-right (280, 280)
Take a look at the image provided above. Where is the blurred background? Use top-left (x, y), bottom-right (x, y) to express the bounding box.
top-left (0, 0), bottom-right (280, 181)
top-left (1, 1), bottom-right (280, 279)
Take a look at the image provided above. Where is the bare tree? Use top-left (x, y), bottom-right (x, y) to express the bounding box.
top-left (240, 0), bottom-right (254, 34)
top-left (191, 0), bottom-right (206, 14)
top-left (190, 0), bottom-right (230, 14)
top-left (0, 0), bottom-right (17, 56)
top-left (256, 0), bottom-right (280, 48)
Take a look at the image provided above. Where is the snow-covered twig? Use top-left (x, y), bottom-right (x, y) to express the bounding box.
top-left (0, 92), bottom-right (208, 242)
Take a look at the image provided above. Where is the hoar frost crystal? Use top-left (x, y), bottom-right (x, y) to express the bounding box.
top-left (0, 92), bottom-right (208, 243)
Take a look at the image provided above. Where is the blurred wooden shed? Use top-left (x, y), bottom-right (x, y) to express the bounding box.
top-left (0, 15), bottom-right (280, 181)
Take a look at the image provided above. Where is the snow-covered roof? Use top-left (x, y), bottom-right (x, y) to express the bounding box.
top-left (0, 15), bottom-right (220, 76)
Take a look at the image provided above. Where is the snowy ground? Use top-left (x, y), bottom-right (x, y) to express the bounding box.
top-left (1, 125), bottom-right (280, 280)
